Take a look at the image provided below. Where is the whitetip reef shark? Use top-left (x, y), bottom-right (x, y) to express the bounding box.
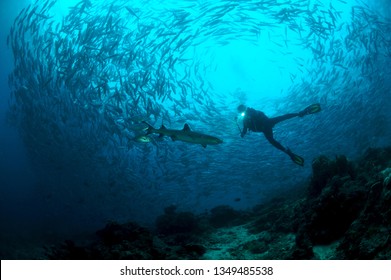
top-left (143, 122), bottom-right (223, 148)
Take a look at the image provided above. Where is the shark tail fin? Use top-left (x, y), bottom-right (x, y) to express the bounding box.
top-left (142, 121), bottom-right (154, 135)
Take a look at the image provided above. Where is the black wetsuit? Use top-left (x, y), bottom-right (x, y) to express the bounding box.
top-left (241, 107), bottom-right (299, 153)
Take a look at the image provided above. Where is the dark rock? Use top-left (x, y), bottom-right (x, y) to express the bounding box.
top-left (336, 179), bottom-right (391, 259)
top-left (309, 156), bottom-right (333, 197)
top-left (309, 155), bottom-right (355, 197)
top-left (308, 178), bottom-right (366, 244)
top-left (164, 205), bottom-right (177, 215)
top-left (181, 244), bottom-right (206, 256)
top-left (291, 228), bottom-right (314, 259)
top-left (243, 239), bottom-right (268, 254)
top-left (156, 210), bottom-right (197, 235)
top-left (209, 205), bottom-right (244, 228)
top-left (46, 240), bottom-right (91, 260)
top-left (96, 221), bottom-right (152, 246)
top-left (250, 196), bottom-right (298, 234)
top-left (295, 154), bottom-right (368, 248)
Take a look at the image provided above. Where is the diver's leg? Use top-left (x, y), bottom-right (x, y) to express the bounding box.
top-left (264, 129), bottom-right (287, 152)
top-left (264, 128), bottom-right (304, 166)
top-left (269, 113), bottom-right (299, 127)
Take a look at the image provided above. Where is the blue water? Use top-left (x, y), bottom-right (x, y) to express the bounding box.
top-left (1, 0), bottom-right (390, 256)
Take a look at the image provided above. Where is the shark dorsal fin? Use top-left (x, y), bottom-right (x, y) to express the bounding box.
top-left (160, 124), bottom-right (166, 130)
top-left (183, 123), bottom-right (191, 131)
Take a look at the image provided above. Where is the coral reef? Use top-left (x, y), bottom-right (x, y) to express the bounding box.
top-left (38, 147), bottom-right (391, 259)
top-left (293, 148), bottom-right (391, 259)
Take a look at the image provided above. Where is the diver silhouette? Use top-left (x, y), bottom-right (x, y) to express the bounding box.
top-left (237, 104), bottom-right (321, 166)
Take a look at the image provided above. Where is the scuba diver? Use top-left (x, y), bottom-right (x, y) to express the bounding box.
top-left (236, 103), bottom-right (321, 166)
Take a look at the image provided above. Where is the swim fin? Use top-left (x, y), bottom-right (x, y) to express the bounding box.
top-left (286, 149), bottom-right (304, 166)
top-left (299, 103), bottom-right (321, 117)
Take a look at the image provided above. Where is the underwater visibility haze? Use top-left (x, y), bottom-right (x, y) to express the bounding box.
top-left (1, 0), bottom-right (391, 259)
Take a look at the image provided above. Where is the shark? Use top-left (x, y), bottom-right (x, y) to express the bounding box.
top-left (143, 122), bottom-right (223, 148)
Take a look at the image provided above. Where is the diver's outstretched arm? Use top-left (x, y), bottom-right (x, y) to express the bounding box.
top-left (240, 126), bottom-right (248, 137)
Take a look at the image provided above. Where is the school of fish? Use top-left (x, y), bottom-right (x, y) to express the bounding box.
top-left (6, 0), bottom-right (391, 219)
